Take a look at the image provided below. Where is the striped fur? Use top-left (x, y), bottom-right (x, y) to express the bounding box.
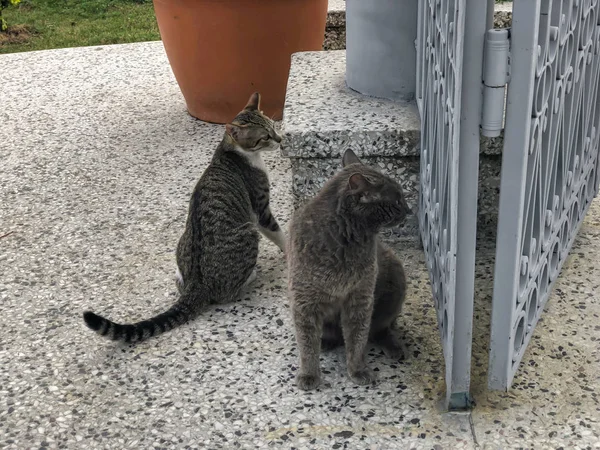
top-left (83, 93), bottom-right (286, 343)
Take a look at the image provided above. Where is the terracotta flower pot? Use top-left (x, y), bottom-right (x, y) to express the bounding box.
top-left (153, 0), bottom-right (328, 124)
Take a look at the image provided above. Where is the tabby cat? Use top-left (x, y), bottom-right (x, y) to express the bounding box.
top-left (287, 149), bottom-right (410, 390)
top-left (83, 92), bottom-right (286, 343)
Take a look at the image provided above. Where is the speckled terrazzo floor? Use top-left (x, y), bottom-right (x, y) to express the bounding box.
top-left (1, 42), bottom-right (599, 450)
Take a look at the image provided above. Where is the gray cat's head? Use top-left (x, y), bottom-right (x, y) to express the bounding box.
top-left (225, 93), bottom-right (282, 153)
top-left (338, 149), bottom-right (411, 228)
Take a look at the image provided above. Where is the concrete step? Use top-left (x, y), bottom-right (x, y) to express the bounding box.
top-left (280, 50), bottom-right (502, 244)
top-left (323, 1), bottom-right (513, 50)
top-left (324, 0), bottom-right (347, 50)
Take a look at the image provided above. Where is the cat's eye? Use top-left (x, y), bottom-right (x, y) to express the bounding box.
top-left (261, 136), bottom-right (271, 141)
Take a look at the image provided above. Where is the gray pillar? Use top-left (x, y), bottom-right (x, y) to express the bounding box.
top-left (345, 0), bottom-right (418, 101)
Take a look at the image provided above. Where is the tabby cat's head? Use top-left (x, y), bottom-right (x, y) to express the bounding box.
top-left (338, 149), bottom-right (411, 228)
top-left (225, 93), bottom-right (282, 153)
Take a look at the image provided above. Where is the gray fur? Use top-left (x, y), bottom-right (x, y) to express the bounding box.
top-left (287, 149), bottom-right (410, 390)
top-left (83, 92), bottom-right (286, 343)
top-left (321, 241), bottom-right (407, 359)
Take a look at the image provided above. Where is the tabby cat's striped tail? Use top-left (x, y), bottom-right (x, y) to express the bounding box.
top-left (83, 297), bottom-right (199, 344)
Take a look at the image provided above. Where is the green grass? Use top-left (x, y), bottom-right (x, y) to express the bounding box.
top-left (1, 0), bottom-right (512, 54)
top-left (0, 0), bottom-right (160, 54)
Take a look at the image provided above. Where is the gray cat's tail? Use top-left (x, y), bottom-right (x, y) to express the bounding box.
top-left (83, 296), bottom-right (200, 344)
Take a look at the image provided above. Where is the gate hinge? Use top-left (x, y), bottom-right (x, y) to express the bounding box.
top-left (481, 28), bottom-right (510, 138)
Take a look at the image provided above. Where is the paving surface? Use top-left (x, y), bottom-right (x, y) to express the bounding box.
top-left (1, 42), bottom-right (599, 450)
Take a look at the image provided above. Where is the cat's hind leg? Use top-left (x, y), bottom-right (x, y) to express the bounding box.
top-left (321, 336), bottom-right (343, 351)
top-left (371, 326), bottom-right (406, 361)
top-left (321, 322), bottom-right (343, 351)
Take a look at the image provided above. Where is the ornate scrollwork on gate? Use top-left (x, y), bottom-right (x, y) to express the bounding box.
top-left (416, 0), bottom-right (465, 363)
top-left (495, 0), bottom-right (600, 384)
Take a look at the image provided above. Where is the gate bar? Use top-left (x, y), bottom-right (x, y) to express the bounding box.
top-left (448, 0), bottom-right (491, 410)
top-left (488, 0), bottom-right (541, 391)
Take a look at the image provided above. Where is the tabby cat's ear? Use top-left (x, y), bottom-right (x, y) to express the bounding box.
top-left (225, 123), bottom-right (248, 142)
top-left (342, 149), bottom-right (362, 167)
top-left (244, 92), bottom-right (261, 111)
top-left (348, 173), bottom-right (371, 191)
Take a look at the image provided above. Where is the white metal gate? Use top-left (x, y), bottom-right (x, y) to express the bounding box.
top-left (416, 0), bottom-right (489, 408)
top-left (489, 0), bottom-right (600, 390)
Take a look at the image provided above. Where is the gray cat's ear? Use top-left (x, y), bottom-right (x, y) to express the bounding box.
top-left (244, 92), bottom-right (261, 111)
top-left (348, 173), bottom-right (371, 191)
top-left (342, 149), bottom-right (362, 167)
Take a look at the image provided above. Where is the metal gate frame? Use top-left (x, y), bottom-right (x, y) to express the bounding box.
top-left (489, 0), bottom-right (600, 390)
top-left (416, 0), bottom-right (490, 409)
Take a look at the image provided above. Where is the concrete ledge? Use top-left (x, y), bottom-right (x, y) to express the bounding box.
top-left (324, 0), bottom-right (347, 50)
top-left (494, 2), bottom-right (513, 29)
top-left (282, 50), bottom-right (505, 159)
top-left (326, 0), bottom-right (346, 27)
top-left (281, 51), bottom-right (421, 160)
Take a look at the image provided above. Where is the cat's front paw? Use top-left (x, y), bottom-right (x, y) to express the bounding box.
top-left (274, 231), bottom-right (287, 254)
top-left (296, 373), bottom-right (321, 390)
top-left (349, 368), bottom-right (377, 386)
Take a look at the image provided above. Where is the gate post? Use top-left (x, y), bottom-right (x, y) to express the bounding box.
top-left (415, 0), bottom-right (490, 410)
top-left (448, 0), bottom-right (491, 410)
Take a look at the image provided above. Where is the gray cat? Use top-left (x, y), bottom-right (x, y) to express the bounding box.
top-left (83, 92), bottom-right (286, 343)
top-left (287, 149), bottom-right (410, 390)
